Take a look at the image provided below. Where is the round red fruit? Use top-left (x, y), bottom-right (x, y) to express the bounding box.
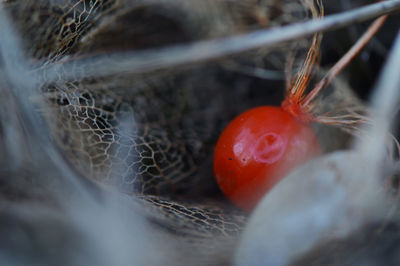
top-left (213, 106), bottom-right (321, 211)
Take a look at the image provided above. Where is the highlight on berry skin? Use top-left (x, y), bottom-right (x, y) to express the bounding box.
top-left (213, 0), bottom-right (388, 211)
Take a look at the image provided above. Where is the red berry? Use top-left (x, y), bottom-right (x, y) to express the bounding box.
top-left (213, 106), bottom-right (321, 211)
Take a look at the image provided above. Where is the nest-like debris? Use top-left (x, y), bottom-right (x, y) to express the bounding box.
top-left (1, 0), bottom-right (400, 265)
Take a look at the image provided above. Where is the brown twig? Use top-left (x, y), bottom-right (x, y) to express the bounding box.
top-left (301, 15), bottom-right (388, 109)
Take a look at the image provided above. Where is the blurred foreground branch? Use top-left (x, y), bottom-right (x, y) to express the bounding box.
top-left (41, 0), bottom-right (400, 81)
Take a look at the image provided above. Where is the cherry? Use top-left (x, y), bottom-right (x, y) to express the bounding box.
top-left (213, 106), bottom-right (321, 211)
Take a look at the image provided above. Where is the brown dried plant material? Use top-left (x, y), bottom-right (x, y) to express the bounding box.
top-left (0, 1), bottom-right (319, 264)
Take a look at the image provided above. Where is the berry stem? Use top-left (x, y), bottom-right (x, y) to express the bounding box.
top-left (286, 0), bottom-right (324, 104)
top-left (301, 14), bottom-right (388, 109)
